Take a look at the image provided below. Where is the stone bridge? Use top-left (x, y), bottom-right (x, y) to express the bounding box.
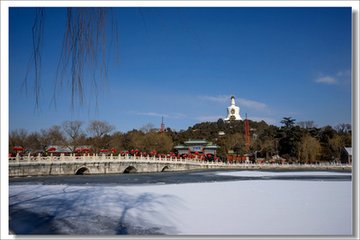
top-left (9, 154), bottom-right (233, 177)
top-left (8, 154), bottom-right (351, 177)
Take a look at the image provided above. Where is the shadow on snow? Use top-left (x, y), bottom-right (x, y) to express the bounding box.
top-left (9, 185), bottom-right (182, 235)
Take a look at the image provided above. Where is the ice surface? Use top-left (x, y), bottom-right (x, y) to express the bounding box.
top-left (214, 170), bottom-right (352, 177)
top-left (9, 171), bottom-right (352, 235)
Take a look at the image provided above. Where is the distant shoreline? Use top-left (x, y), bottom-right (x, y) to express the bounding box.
top-left (220, 164), bottom-right (352, 172)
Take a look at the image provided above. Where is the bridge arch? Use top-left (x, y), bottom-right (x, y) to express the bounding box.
top-left (123, 166), bottom-right (137, 174)
top-left (75, 166), bottom-right (90, 175)
top-left (161, 166), bottom-right (169, 172)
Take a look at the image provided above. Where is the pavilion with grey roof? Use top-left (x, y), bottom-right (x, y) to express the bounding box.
top-left (174, 139), bottom-right (219, 156)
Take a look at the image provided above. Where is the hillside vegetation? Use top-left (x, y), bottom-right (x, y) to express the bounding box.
top-left (9, 118), bottom-right (351, 163)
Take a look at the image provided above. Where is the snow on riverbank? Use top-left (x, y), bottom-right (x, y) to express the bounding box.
top-left (9, 171), bottom-right (352, 236)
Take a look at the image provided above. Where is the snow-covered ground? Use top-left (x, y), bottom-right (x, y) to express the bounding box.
top-left (9, 171), bottom-right (352, 236)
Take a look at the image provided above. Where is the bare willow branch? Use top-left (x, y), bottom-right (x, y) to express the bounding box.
top-left (62, 8), bottom-right (100, 108)
top-left (25, 7), bottom-right (119, 110)
top-left (23, 8), bottom-right (45, 110)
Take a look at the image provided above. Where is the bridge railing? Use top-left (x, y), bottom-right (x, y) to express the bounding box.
top-left (8, 153), bottom-right (352, 169)
top-left (8, 153), bottom-right (224, 165)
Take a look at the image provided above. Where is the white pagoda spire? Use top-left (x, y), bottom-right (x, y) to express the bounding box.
top-left (231, 96), bottom-right (236, 106)
top-left (224, 96), bottom-right (242, 121)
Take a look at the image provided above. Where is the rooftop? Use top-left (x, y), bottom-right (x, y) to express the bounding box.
top-left (344, 147), bottom-right (352, 156)
top-left (184, 140), bottom-right (208, 145)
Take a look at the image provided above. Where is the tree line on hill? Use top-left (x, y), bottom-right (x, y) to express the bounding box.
top-left (9, 117), bottom-right (351, 163)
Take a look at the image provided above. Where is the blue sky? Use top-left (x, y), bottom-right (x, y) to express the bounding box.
top-left (8, 7), bottom-right (352, 133)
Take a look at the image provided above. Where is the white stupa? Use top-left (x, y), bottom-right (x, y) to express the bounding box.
top-left (224, 96), bottom-right (242, 121)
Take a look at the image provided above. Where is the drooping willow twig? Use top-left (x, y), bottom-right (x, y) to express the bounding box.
top-left (25, 7), bottom-right (119, 111)
top-left (23, 8), bottom-right (45, 109)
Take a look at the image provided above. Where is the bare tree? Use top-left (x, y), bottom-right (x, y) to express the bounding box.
top-left (140, 123), bottom-right (157, 133)
top-left (9, 129), bottom-right (45, 154)
top-left (40, 125), bottom-right (66, 147)
top-left (335, 123), bottom-right (351, 134)
top-left (62, 120), bottom-right (85, 151)
top-left (9, 129), bottom-right (28, 152)
top-left (25, 132), bottom-right (43, 153)
top-left (87, 120), bottom-right (115, 152)
top-left (87, 120), bottom-right (115, 138)
top-left (297, 121), bottom-right (316, 129)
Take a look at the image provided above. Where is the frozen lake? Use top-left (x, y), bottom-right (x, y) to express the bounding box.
top-left (9, 170), bottom-right (352, 236)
